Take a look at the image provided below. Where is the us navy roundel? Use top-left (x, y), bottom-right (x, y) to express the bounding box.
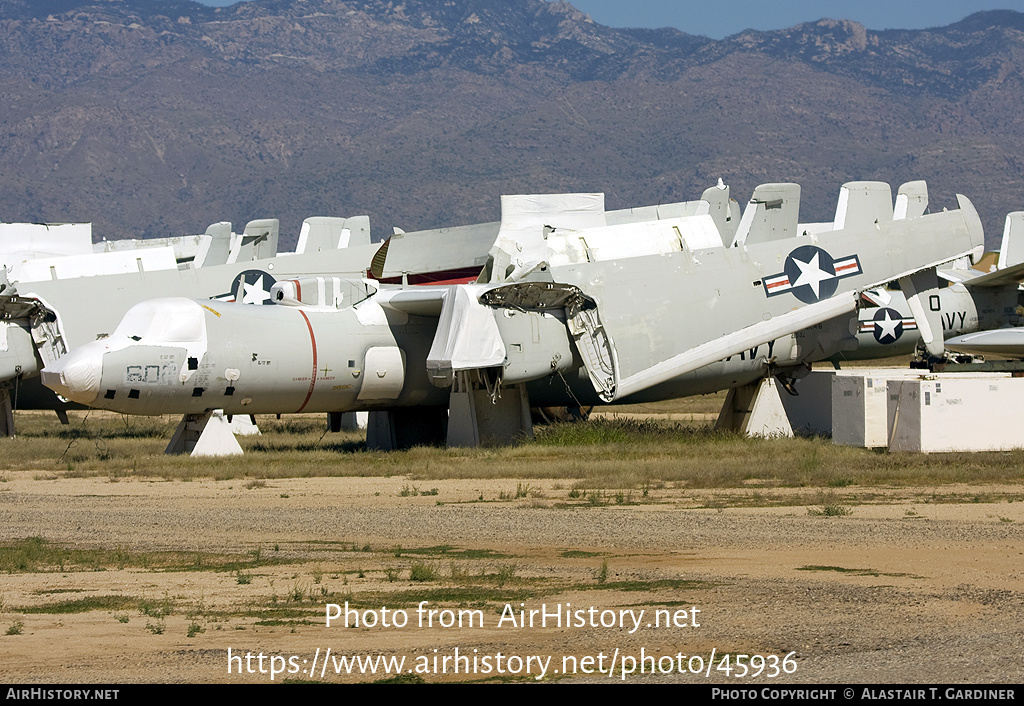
top-left (859, 307), bottom-right (918, 344)
top-left (230, 270), bottom-right (277, 305)
top-left (763, 245), bottom-right (862, 304)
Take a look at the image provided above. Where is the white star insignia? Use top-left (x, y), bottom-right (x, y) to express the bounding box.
top-left (791, 252), bottom-right (834, 299)
top-left (875, 310), bottom-right (901, 342)
top-left (242, 275), bottom-right (271, 304)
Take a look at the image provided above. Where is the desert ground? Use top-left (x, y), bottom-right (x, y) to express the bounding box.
top-left (1, 406), bottom-right (1022, 684)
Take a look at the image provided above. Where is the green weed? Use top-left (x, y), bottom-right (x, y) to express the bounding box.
top-left (809, 505), bottom-right (853, 517)
top-left (409, 563), bottom-right (439, 582)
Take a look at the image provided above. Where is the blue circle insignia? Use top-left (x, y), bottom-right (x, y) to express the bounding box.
top-left (782, 245), bottom-right (839, 304)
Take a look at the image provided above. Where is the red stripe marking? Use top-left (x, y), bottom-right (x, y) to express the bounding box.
top-left (296, 310), bottom-right (317, 413)
top-left (294, 280), bottom-right (301, 301)
top-left (766, 278), bottom-right (790, 290)
top-left (412, 275), bottom-right (480, 286)
top-left (374, 266), bottom-right (484, 286)
top-left (834, 262), bottom-right (858, 273)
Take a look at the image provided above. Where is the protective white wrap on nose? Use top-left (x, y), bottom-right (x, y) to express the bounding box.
top-left (41, 342), bottom-right (105, 405)
top-left (40, 298), bottom-right (210, 405)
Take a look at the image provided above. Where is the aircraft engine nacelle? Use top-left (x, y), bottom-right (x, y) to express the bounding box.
top-left (270, 276), bottom-right (375, 309)
top-left (492, 308), bottom-right (574, 385)
top-left (0, 321), bottom-right (37, 380)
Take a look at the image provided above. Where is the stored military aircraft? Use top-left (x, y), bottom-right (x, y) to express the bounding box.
top-left (1, 185), bottom-right (741, 437)
top-left (42, 183), bottom-right (984, 452)
top-left (839, 210), bottom-right (1024, 361)
top-left (0, 214), bottom-right (496, 435)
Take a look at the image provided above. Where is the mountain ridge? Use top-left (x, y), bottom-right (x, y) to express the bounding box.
top-left (0, 0), bottom-right (1022, 247)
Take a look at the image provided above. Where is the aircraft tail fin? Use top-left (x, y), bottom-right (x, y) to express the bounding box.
top-left (894, 180), bottom-right (928, 220)
top-left (833, 181), bottom-right (893, 231)
top-left (997, 212), bottom-right (1024, 270)
top-left (368, 238), bottom-right (391, 280)
top-left (295, 216), bottom-right (371, 254)
top-left (731, 183), bottom-right (800, 247)
top-left (956, 193), bottom-right (987, 265)
top-left (242, 218), bottom-right (279, 261)
top-left (193, 221), bottom-right (233, 268)
top-left (699, 179), bottom-right (738, 242)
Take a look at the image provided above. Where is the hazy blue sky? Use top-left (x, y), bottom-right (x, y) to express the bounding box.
top-left (193, 0), bottom-right (1024, 39)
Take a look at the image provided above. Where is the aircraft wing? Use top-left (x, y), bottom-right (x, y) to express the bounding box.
top-left (534, 194), bottom-right (982, 402)
top-left (959, 260), bottom-right (1024, 288)
top-left (607, 292), bottom-right (857, 400)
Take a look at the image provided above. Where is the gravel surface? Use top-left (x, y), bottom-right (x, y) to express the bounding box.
top-left (1, 476), bottom-right (1022, 684)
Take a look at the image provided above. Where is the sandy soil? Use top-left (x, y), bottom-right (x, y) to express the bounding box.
top-left (1, 474), bottom-right (1022, 684)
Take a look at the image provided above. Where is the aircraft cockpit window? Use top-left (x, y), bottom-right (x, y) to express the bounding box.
top-left (113, 299), bottom-right (205, 344)
top-left (162, 313), bottom-right (204, 342)
top-left (114, 310), bottom-right (157, 342)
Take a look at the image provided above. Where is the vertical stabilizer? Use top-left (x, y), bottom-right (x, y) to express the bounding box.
top-left (833, 181), bottom-right (893, 231)
top-left (997, 212), bottom-right (1024, 270)
top-left (244, 218), bottom-right (279, 260)
top-left (894, 181), bottom-right (928, 220)
top-left (193, 222), bottom-right (233, 268)
top-left (700, 179), bottom-right (737, 242)
top-left (731, 183), bottom-right (800, 247)
top-left (295, 216), bottom-right (371, 254)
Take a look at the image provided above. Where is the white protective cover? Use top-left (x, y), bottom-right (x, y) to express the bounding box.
top-left (9, 247), bottom-right (178, 282)
top-left (426, 285), bottom-right (506, 382)
top-left (545, 213), bottom-right (723, 267)
top-left (0, 223), bottom-right (93, 262)
top-left (43, 297), bottom-right (209, 404)
top-left (488, 193), bottom-right (606, 282)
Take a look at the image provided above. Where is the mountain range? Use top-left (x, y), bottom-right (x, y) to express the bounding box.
top-left (1, 0), bottom-right (1023, 248)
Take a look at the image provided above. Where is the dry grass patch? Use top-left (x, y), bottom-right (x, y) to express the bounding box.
top-left (6, 411), bottom-right (1024, 493)
top-left (0, 536), bottom-right (287, 573)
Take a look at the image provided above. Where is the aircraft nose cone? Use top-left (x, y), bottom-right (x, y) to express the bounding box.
top-left (41, 344), bottom-right (105, 405)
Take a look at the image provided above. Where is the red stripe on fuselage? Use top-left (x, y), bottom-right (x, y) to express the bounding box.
top-left (297, 310), bottom-right (317, 413)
